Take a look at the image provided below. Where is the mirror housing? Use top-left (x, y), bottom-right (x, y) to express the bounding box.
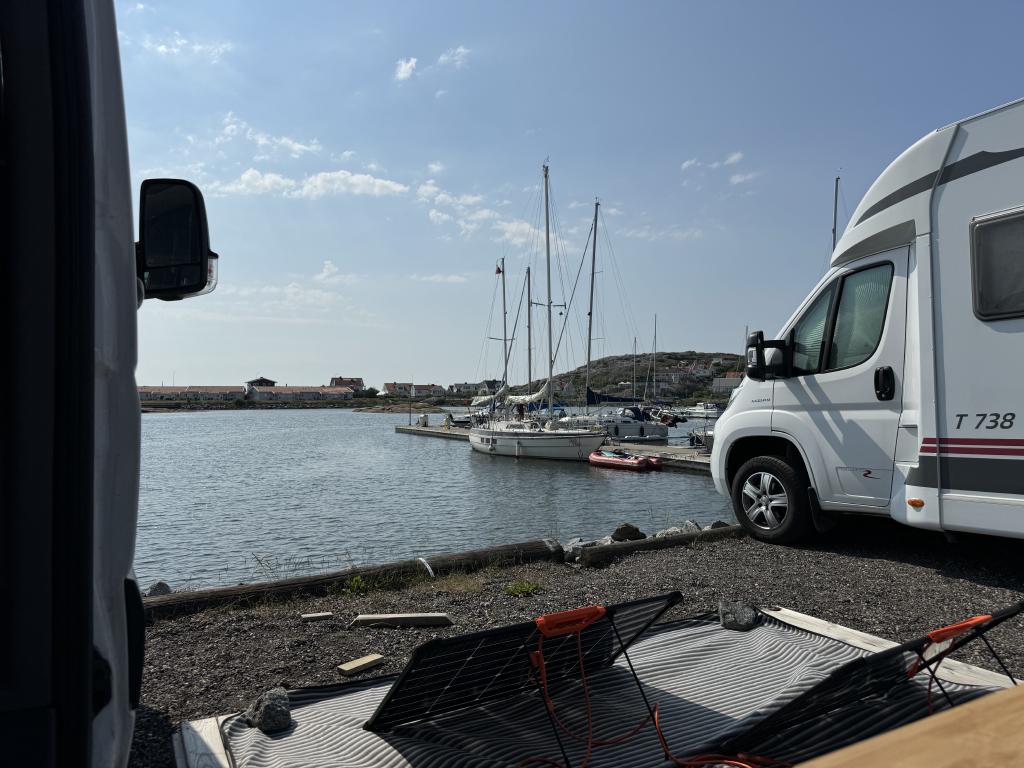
top-left (136, 179), bottom-right (218, 301)
top-left (745, 330), bottom-right (766, 380)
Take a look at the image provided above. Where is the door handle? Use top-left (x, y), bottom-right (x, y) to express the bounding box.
top-left (874, 365), bottom-right (895, 401)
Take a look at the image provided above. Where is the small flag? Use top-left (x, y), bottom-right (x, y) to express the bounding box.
top-left (495, 264), bottom-right (503, 275)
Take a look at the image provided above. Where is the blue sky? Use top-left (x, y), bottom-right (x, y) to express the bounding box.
top-left (122, 0), bottom-right (1024, 389)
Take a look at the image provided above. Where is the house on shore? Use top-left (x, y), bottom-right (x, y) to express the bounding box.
top-left (184, 386), bottom-right (245, 402)
top-left (448, 382), bottom-right (480, 395)
top-left (411, 383), bottom-right (445, 397)
top-left (137, 386), bottom-right (189, 401)
top-left (248, 385), bottom-right (354, 401)
top-left (246, 376), bottom-right (277, 388)
top-left (381, 382), bottom-right (412, 397)
top-left (330, 376), bottom-right (364, 390)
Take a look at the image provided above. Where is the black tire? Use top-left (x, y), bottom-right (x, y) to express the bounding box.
top-left (730, 455), bottom-right (812, 544)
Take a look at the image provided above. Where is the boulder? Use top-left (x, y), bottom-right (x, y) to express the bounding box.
top-left (705, 520), bottom-right (731, 530)
top-left (718, 600), bottom-right (758, 632)
top-left (244, 687), bottom-right (292, 733)
top-left (654, 526), bottom-right (684, 538)
top-left (611, 523), bottom-right (646, 542)
top-left (563, 537), bottom-right (594, 563)
top-left (146, 581), bottom-right (172, 597)
top-left (595, 535), bottom-right (615, 546)
top-left (681, 520), bottom-right (702, 535)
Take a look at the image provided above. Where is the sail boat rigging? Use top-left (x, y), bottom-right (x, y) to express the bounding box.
top-left (468, 164), bottom-right (606, 461)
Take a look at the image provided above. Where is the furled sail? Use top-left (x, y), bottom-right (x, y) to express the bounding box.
top-left (505, 379), bottom-right (551, 406)
top-left (470, 384), bottom-right (508, 408)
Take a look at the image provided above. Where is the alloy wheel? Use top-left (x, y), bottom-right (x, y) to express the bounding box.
top-left (740, 471), bottom-right (789, 530)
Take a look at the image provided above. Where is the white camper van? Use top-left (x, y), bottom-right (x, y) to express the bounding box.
top-left (711, 99), bottom-right (1024, 543)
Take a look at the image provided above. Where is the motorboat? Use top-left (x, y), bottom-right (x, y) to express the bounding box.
top-left (558, 406), bottom-right (669, 444)
top-left (682, 402), bottom-right (725, 420)
top-left (588, 448), bottom-right (662, 471)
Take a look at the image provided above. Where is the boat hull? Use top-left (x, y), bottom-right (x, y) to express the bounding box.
top-left (469, 428), bottom-right (606, 461)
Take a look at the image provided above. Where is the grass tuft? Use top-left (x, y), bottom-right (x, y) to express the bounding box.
top-left (504, 579), bottom-right (543, 597)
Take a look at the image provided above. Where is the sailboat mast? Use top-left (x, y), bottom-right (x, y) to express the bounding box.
top-left (500, 257), bottom-right (508, 388)
top-left (584, 199), bottom-right (599, 415)
top-left (633, 337), bottom-right (637, 402)
top-left (526, 267), bottom-right (532, 395)
top-left (831, 175), bottom-right (840, 252)
top-left (653, 315), bottom-right (658, 404)
top-left (544, 164), bottom-right (553, 417)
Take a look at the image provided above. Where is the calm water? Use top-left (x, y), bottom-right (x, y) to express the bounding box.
top-left (136, 409), bottom-right (732, 588)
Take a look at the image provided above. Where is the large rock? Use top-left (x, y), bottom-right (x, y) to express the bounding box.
top-left (654, 526), bottom-right (684, 538)
top-left (681, 520), bottom-right (702, 534)
top-left (146, 581), bottom-right (172, 597)
top-left (704, 520), bottom-right (731, 530)
top-left (719, 600), bottom-right (758, 631)
top-left (244, 687), bottom-right (292, 733)
top-left (611, 523), bottom-right (646, 542)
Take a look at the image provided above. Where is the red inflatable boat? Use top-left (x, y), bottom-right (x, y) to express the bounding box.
top-left (588, 449), bottom-right (663, 471)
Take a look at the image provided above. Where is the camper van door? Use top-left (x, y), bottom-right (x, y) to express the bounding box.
top-left (771, 246), bottom-right (909, 507)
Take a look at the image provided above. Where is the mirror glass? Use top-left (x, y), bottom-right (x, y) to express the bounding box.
top-left (141, 181), bottom-right (207, 294)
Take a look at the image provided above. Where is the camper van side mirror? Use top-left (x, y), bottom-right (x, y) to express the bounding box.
top-left (745, 331), bottom-right (766, 380)
top-left (136, 179), bottom-right (219, 301)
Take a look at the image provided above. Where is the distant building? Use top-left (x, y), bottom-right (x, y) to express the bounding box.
top-left (248, 386), bottom-right (353, 401)
top-left (185, 386), bottom-right (244, 402)
top-left (448, 382), bottom-right (480, 395)
top-left (246, 376), bottom-right (277, 387)
top-left (411, 383), bottom-right (445, 397)
top-left (478, 379), bottom-right (502, 395)
top-left (381, 382), bottom-right (413, 397)
top-left (330, 376), bottom-right (364, 389)
top-left (711, 376), bottom-right (744, 393)
top-left (137, 386), bottom-right (188, 401)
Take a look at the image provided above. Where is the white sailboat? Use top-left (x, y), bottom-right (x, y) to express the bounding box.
top-left (470, 165), bottom-right (606, 461)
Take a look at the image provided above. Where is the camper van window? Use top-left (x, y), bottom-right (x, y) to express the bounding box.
top-left (972, 211), bottom-right (1024, 321)
top-left (790, 284), bottom-right (835, 375)
top-left (826, 263), bottom-right (893, 371)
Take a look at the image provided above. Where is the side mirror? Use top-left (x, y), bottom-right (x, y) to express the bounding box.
top-left (745, 330), bottom-right (766, 380)
top-left (136, 179), bottom-right (218, 301)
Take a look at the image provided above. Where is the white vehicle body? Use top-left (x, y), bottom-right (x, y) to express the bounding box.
top-left (712, 99), bottom-right (1024, 540)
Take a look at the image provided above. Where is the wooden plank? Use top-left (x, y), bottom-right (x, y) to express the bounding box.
top-left (762, 607), bottom-right (1014, 688)
top-left (175, 716), bottom-right (230, 768)
top-left (350, 613), bottom-right (453, 628)
top-left (300, 611), bottom-right (333, 622)
top-left (799, 684), bottom-right (1024, 767)
top-left (580, 524), bottom-right (744, 567)
top-left (337, 653), bottom-right (385, 676)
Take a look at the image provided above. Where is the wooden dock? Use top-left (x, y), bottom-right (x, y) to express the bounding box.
top-left (394, 424), bottom-right (711, 474)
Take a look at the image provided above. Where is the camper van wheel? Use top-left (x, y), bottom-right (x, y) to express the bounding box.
top-left (730, 456), bottom-right (811, 544)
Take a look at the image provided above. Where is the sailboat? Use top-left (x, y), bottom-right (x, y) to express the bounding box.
top-left (469, 165), bottom-right (606, 461)
top-left (555, 202), bottom-right (670, 444)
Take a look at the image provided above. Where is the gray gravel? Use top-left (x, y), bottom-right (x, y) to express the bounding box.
top-left (129, 518), bottom-right (1024, 768)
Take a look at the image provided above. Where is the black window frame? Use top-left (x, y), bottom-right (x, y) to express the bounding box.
top-left (786, 260), bottom-right (895, 377)
top-left (970, 208), bottom-right (1024, 322)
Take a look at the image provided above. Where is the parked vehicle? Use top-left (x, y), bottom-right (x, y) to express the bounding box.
top-left (1, 2), bottom-right (218, 764)
top-left (712, 99), bottom-right (1024, 543)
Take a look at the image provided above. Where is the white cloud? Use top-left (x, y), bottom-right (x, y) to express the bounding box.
top-left (729, 172), bottom-right (758, 185)
top-left (617, 225), bottom-right (704, 242)
top-left (428, 209), bottom-right (452, 224)
top-left (337, 150), bottom-right (357, 161)
top-left (724, 151), bottom-right (744, 165)
top-left (427, 160), bottom-right (446, 174)
top-left (680, 158), bottom-right (699, 171)
top-left (394, 57), bottom-right (417, 81)
top-left (213, 168), bottom-right (296, 195)
top-left (410, 274), bottom-right (468, 283)
top-left (216, 112), bottom-right (322, 159)
top-left (417, 180), bottom-right (441, 201)
top-left (292, 170), bottom-right (409, 198)
top-left (435, 191), bottom-right (483, 207)
top-left (435, 89), bottom-right (448, 99)
top-left (437, 45), bottom-right (471, 69)
top-left (493, 219), bottom-right (542, 247)
top-left (604, 207), bottom-right (624, 216)
top-left (143, 32), bottom-right (234, 63)
top-left (313, 260), bottom-right (362, 285)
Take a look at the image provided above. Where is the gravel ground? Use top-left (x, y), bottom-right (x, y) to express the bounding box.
top-left (130, 518), bottom-right (1024, 768)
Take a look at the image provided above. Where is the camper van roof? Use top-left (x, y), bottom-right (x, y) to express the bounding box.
top-left (832, 96), bottom-right (1024, 268)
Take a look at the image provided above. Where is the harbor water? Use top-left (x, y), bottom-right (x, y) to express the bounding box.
top-left (136, 409), bottom-right (732, 588)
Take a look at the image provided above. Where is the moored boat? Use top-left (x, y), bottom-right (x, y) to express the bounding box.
top-left (588, 448), bottom-right (662, 471)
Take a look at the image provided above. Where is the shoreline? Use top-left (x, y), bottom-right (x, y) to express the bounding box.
top-left (130, 518), bottom-right (1024, 768)
top-left (140, 399), bottom-right (457, 414)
